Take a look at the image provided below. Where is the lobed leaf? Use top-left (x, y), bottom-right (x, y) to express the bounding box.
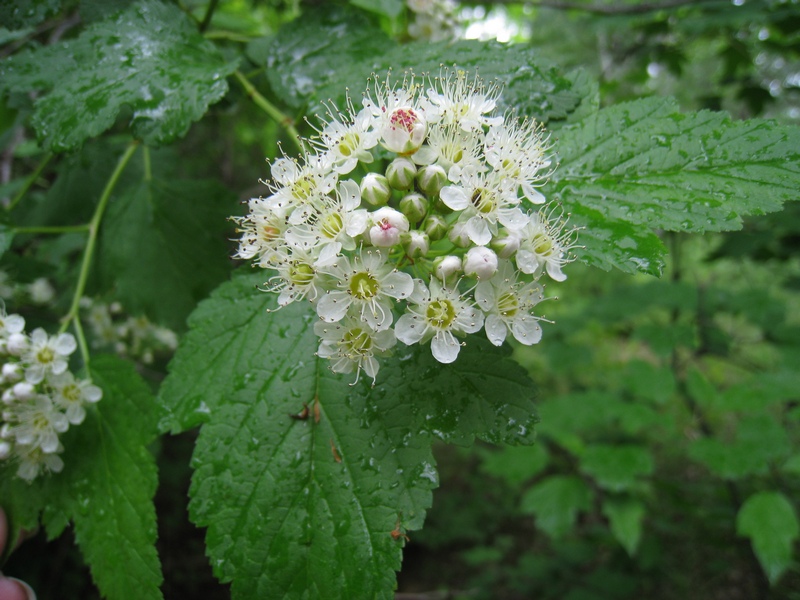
top-left (0, 0), bottom-right (238, 151)
top-left (96, 176), bottom-right (236, 331)
top-left (38, 355), bottom-right (164, 600)
top-left (159, 271), bottom-right (538, 599)
top-left (550, 97), bottom-right (800, 274)
top-left (0, 0), bottom-right (61, 30)
top-left (257, 7), bottom-right (583, 124)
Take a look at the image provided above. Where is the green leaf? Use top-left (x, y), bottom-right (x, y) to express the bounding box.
top-left (349, 0), bottom-right (403, 18)
top-left (0, 0), bottom-right (238, 152)
top-left (14, 355), bottom-right (163, 599)
top-left (478, 444), bottom-right (549, 486)
top-left (579, 445), bottom-right (654, 492)
top-left (550, 97), bottom-right (800, 274)
top-left (623, 360), bottom-right (676, 405)
top-left (0, 0), bottom-right (61, 30)
top-left (159, 271), bottom-right (537, 599)
top-left (520, 475), bottom-right (592, 539)
top-left (737, 491), bottom-right (800, 584)
top-left (258, 7), bottom-right (583, 124)
top-left (0, 222), bottom-right (13, 260)
top-left (569, 207), bottom-right (666, 276)
top-left (602, 498), bottom-right (645, 556)
top-left (96, 177), bottom-right (235, 330)
top-left (684, 366), bottom-right (718, 409)
top-left (782, 454), bottom-right (800, 475)
top-left (689, 415), bottom-right (790, 480)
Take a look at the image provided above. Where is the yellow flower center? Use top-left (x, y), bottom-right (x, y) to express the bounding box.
top-left (350, 272), bottom-right (379, 300)
top-left (497, 292), bottom-right (518, 317)
top-left (471, 188), bottom-right (496, 215)
top-left (533, 234), bottom-right (554, 256)
top-left (37, 347), bottom-right (55, 365)
top-left (321, 213), bottom-right (344, 239)
top-left (288, 262), bottom-right (315, 286)
top-left (291, 175), bottom-right (316, 201)
top-left (338, 132), bottom-right (361, 157)
top-left (342, 328), bottom-right (373, 357)
top-left (426, 299), bottom-right (456, 329)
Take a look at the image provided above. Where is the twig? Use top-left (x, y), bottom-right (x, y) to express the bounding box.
top-left (461, 0), bottom-right (721, 16)
top-left (232, 70), bottom-right (306, 154)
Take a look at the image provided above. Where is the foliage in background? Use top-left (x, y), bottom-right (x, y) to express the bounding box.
top-left (0, 0), bottom-right (799, 598)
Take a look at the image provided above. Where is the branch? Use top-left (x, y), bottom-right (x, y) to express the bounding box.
top-left (462, 0), bottom-right (721, 16)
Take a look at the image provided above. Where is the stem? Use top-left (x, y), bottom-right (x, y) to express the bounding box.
top-left (203, 30), bottom-right (253, 43)
top-left (233, 70), bottom-right (305, 154)
top-left (6, 153), bottom-right (53, 212)
top-left (59, 142), bottom-right (140, 366)
top-left (143, 145), bottom-right (152, 182)
top-left (14, 224), bottom-right (90, 234)
top-left (199, 0), bottom-right (219, 32)
top-left (73, 316), bottom-right (91, 371)
top-left (460, 0), bottom-right (719, 15)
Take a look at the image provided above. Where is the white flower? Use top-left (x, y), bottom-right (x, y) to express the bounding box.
top-left (27, 278), bottom-right (56, 305)
top-left (475, 261), bottom-right (544, 346)
top-left (314, 318), bottom-right (396, 384)
top-left (6, 395), bottom-right (68, 454)
top-left (0, 309), bottom-right (25, 340)
top-left (485, 119), bottom-right (551, 204)
top-left (14, 442), bottom-right (64, 482)
top-left (368, 207), bottom-right (410, 247)
top-left (233, 200), bottom-right (290, 268)
top-left (263, 154), bottom-right (337, 223)
top-left (22, 329), bottom-right (77, 384)
top-left (440, 170), bottom-right (528, 246)
top-left (463, 246), bottom-right (499, 280)
top-left (424, 123), bottom-right (483, 178)
top-left (395, 278), bottom-right (484, 363)
top-left (434, 255), bottom-right (462, 281)
top-left (423, 69), bottom-right (503, 132)
top-left (317, 249), bottom-right (414, 331)
top-left (48, 371), bottom-right (102, 425)
top-left (515, 208), bottom-right (577, 282)
top-left (285, 179), bottom-right (368, 266)
top-left (267, 250), bottom-right (325, 307)
top-left (312, 105), bottom-right (380, 174)
top-left (363, 75), bottom-right (427, 155)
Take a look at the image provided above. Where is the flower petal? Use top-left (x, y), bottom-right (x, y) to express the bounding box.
top-left (431, 331), bottom-right (460, 364)
top-left (485, 314), bottom-right (507, 346)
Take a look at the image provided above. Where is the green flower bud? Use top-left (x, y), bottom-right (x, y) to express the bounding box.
top-left (401, 231), bottom-right (430, 258)
top-left (422, 214), bottom-right (448, 241)
top-left (448, 221), bottom-right (471, 248)
top-left (416, 164), bottom-right (448, 196)
top-left (360, 173), bottom-right (392, 207)
top-left (385, 157), bottom-right (417, 190)
top-left (399, 192), bottom-right (428, 225)
top-left (490, 229), bottom-right (521, 259)
top-left (433, 255), bottom-right (462, 281)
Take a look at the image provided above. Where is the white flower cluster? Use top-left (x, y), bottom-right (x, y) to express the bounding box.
top-left (406, 0), bottom-right (459, 42)
top-left (0, 309), bottom-right (102, 481)
top-left (233, 70), bottom-right (577, 384)
top-left (80, 298), bottom-right (178, 365)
